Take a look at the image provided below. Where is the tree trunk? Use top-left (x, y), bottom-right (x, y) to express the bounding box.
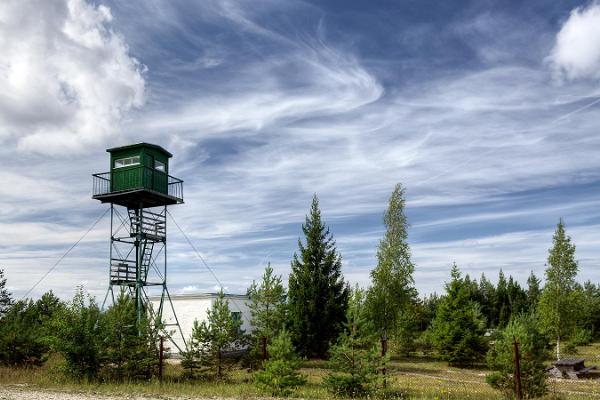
top-left (262, 336), bottom-right (268, 362)
top-left (381, 329), bottom-right (388, 389)
top-left (556, 335), bottom-right (561, 361)
top-left (217, 350), bottom-right (222, 379)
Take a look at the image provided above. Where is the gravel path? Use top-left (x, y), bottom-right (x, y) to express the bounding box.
top-left (0, 385), bottom-right (218, 400)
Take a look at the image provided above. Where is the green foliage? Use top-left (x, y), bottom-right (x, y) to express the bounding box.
top-left (0, 290), bottom-right (64, 367)
top-left (0, 269), bottom-right (13, 318)
top-left (431, 264), bottom-right (487, 367)
top-left (254, 329), bottom-right (306, 396)
top-left (366, 184), bottom-right (416, 340)
top-left (187, 290), bottom-right (245, 380)
top-left (478, 273), bottom-right (497, 328)
top-left (571, 328), bottom-right (593, 346)
top-left (99, 292), bottom-right (158, 381)
top-left (486, 314), bottom-right (548, 399)
top-left (49, 287), bottom-right (102, 381)
top-left (0, 300), bottom-right (48, 366)
top-left (579, 281), bottom-right (600, 338)
top-left (325, 287), bottom-right (381, 398)
top-left (538, 219), bottom-right (581, 360)
top-left (247, 263), bottom-right (286, 363)
top-left (526, 272), bottom-right (542, 313)
top-left (392, 307), bottom-right (418, 356)
top-left (288, 194), bottom-right (349, 358)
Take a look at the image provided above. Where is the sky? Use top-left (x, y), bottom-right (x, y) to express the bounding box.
top-left (1, 0), bottom-right (600, 301)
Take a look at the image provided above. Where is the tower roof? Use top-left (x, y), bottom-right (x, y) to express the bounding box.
top-left (106, 142), bottom-right (173, 158)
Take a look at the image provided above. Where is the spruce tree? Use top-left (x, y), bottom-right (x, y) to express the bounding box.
top-left (478, 273), bottom-right (497, 328)
top-left (539, 219), bottom-right (580, 360)
top-left (431, 264), bottom-right (487, 367)
top-left (366, 184), bottom-right (415, 383)
top-left (507, 276), bottom-right (528, 317)
top-left (526, 271), bottom-right (542, 312)
top-left (247, 263), bottom-right (286, 362)
top-left (288, 195), bottom-right (349, 358)
top-left (496, 270), bottom-right (509, 328)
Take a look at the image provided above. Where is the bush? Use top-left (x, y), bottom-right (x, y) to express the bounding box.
top-left (571, 329), bottom-right (593, 347)
top-left (254, 329), bottom-right (305, 396)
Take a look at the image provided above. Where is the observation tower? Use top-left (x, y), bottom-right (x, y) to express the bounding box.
top-left (92, 143), bottom-right (185, 349)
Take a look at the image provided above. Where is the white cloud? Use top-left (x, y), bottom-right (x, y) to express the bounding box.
top-left (549, 1), bottom-right (600, 81)
top-left (0, 0), bottom-right (145, 154)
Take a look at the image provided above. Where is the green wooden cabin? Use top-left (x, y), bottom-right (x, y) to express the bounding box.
top-left (92, 143), bottom-right (183, 208)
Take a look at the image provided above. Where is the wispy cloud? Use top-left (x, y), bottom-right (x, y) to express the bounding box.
top-left (1, 0), bottom-right (600, 300)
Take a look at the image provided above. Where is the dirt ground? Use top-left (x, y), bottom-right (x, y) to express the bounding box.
top-left (0, 384), bottom-right (217, 400)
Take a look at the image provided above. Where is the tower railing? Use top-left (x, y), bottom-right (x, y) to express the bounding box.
top-left (92, 167), bottom-right (183, 203)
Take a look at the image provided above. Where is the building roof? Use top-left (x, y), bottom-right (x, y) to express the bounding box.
top-left (106, 142), bottom-right (173, 157)
top-left (149, 292), bottom-right (249, 301)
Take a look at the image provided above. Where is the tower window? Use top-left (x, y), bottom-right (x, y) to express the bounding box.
top-left (155, 160), bottom-right (166, 172)
top-left (114, 156), bottom-right (140, 168)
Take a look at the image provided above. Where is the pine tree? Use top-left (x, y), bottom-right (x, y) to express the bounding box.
top-left (254, 329), bottom-right (306, 396)
top-left (431, 264), bottom-right (487, 367)
top-left (486, 314), bottom-right (548, 398)
top-left (100, 292), bottom-right (159, 381)
top-left (0, 269), bottom-right (13, 318)
top-left (539, 219), bottom-right (581, 360)
top-left (366, 184), bottom-right (415, 383)
top-left (0, 300), bottom-right (48, 366)
top-left (189, 290), bottom-right (244, 379)
top-left (325, 287), bottom-right (381, 397)
top-left (247, 263), bottom-right (286, 362)
top-left (288, 195), bottom-right (349, 358)
top-left (49, 287), bottom-right (102, 381)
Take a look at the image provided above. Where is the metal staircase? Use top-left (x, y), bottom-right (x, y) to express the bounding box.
top-left (109, 209), bottom-right (166, 285)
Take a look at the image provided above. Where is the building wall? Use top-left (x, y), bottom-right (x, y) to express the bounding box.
top-left (151, 293), bottom-right (253, 354)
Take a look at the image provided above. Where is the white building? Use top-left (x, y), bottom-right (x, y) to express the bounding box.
top-left (150, 292), bottom-right (252, 354)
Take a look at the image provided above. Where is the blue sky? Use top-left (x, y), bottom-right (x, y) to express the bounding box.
top-left (1, 0), bottom-right (600, 300)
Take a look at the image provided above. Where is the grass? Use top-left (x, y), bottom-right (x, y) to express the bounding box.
top-left (1, 344), bottom-right (599, 399)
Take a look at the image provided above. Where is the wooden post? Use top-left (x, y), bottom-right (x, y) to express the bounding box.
top-left (513, 339), bottom-right (522, 400)
top-left (159, 335), bottom-right (164, 384)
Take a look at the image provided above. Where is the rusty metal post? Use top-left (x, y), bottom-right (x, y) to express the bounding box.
top-left (513, 339), bottom-right (522, 400)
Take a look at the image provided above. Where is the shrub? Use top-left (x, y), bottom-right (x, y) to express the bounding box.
top-left (571, 329), bottom-right (592, 347)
